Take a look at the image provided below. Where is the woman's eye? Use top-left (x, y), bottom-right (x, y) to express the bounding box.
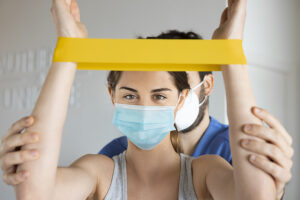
top-left (154, 95), bottom-right (166, 100)
top-left (123, 95), bottom-right (136, 100)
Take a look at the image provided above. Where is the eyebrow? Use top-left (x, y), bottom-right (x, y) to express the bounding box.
top-left (119, 87), bottom-right (172, 93)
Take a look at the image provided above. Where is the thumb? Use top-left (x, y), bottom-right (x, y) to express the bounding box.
top-left (70, 0), bottom-right (80, 22)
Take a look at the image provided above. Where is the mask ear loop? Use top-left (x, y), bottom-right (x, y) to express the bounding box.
top-left (192, 75), bottom-right (208, 107)
top-left (175, 92), bottom-right (183, 108)
top-left (198, 96), bottom-right (207, 107)
top-left (191, 75), bottom-right (206, 91)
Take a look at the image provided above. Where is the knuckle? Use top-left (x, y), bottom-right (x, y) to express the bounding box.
top-left (0, 160), bottom-right (3, 169)
top-left (289, 137), bottom-right (293, 146)
top-left (267, 146), bottom-right (277, 156)
top-left (1, 154), bottom-right (8, 166)
top-left (287, 160), bottom-right (293, 170)
top-left (5, 140), bottom-right (13, 150)
top-left (2, 173), bottom-right (13, 185)
top-left (0, 138), bottom-right (6, 148)
top-left (11, 176), bottom-right (18, 185)
top-left (289, 160), bottom-right (293, 170)
top-left (16, 173), bottom-right (24, 183)
top-left (290, 148), bottom-right (294, 158)
top-left (19, 151), bottom-right (27, 161)
top-left (2, 173), bottom-right (8, 183)
top-left (250, 140), bottom-right (259, 149)
top-left (287, 172), bottom-right (292, 182)
top-left (269, 164), bottom-right (278, 176)
top-left (21, 132), bottom-right (28, 142)
top-left (272, 130), bottom-right (280, 141)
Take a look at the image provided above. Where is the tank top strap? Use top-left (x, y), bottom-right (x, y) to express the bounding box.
top-left (104, 151), bottom-right (127, 200)
top-left (178, 153), bottom-right (198, 200)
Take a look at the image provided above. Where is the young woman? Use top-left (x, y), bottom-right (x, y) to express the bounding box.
top-left (12, 0), bottom-right (278, 199)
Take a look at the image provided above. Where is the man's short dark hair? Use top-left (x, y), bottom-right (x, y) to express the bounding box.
top-left (135, 29), bottom-right (212, 81)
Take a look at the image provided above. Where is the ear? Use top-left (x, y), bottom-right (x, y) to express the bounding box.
top-left (107, 86), bottom-right (115, 105)
top-left (174, 89), bottom-right (189, 116)
top-left (203, 74), bottom-right (214, 96)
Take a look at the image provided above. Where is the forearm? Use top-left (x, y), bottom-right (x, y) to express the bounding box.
top-left (14, 61), bottom-right (77, 200)
top-left (222, 65), bottom-right (276, 200)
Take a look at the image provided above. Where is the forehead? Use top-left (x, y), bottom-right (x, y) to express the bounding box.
top-left (116, 71), bottom-right (177, 91)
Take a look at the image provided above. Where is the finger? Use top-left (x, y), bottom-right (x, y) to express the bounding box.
top-left (53, 0), bottom-right (70, 6)
top-left (4, 132), bottom-right (39, 153)
top-left (241, 139), bottom-right (292, 170)
top-left (249, 154), bottom-right (292, 183)
top-left (70, 0), bottom-right (80, 22)
top-left (5, 116), bottom-right (34, 139)
top-left (0, 149), bottom-right (39, 171)
top-left (243, 124), bottom-right (294, 158)
top-left (252, 107), bottom-right (292, 145)
top-left (2, 170), bottom-right (29, 186)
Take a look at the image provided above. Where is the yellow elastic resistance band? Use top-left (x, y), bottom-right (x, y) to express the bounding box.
top-left (52, 37), bottom-right (247, 71)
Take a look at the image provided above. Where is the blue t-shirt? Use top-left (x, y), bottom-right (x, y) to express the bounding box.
top-left (98, 116), bottom-right (232, 165)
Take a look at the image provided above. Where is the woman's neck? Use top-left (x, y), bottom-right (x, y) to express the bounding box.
top-left (125, 134), bottom-right (180, 184)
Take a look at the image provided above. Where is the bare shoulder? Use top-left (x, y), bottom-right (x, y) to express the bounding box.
top-left (192, 155), bottom-right (233, 200)
top-left (70, 154), bottom-right (115, 199)
top-left (192, 155), bottom-right (232, 181)
top-left (71, 154), bottom-right (114, 172)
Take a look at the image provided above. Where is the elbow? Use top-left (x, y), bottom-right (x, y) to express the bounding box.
top-left (14, 188), bottom-right (36, 200)
top-left (235, 186), bottom-right (276, 200)
top-left (245, 190), bottom-right (276, 200)
top-left (14, 186), bottom-right (50, 200)
top-left (255, 193), bottom-right (276, 200)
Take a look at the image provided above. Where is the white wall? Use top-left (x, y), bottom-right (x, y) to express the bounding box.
top-left (0, 0), bottom-right (299, 199)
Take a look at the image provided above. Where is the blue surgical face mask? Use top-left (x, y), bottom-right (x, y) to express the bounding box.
top-left (112, 103), bottom-right (178, 150)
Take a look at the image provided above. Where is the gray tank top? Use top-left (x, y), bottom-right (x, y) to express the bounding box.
top-left (104, 151), bottom-right (198, 200)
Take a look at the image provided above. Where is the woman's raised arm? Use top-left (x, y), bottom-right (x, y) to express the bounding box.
top-left (207, 0), bottom-right (276, 199)
top-left (13, 0), bottom-right (93, 199)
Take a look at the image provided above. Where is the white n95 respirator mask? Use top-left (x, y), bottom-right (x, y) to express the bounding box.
top-left (174, 78), bottom-right (207, 132)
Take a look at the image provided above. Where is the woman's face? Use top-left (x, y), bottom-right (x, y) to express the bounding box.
top-left (109, 71), bottom-right (188, 113)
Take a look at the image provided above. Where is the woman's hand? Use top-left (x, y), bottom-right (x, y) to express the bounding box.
top-left (212, 0), bottom-right (247, 39)
top-left (51, 0), bottom-right (88, 38)
top-left (241, 107), bottom-right (294, 200)
top-left (0, 116), bottom-right (39, 185)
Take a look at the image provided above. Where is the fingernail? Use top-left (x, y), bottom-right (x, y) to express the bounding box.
top-left (22, 171), bottom-right (29, 179)
top-left (25, 117), bottom-right (32, 124)
top-left (254, 107), bottom-right (261, 113)
top-left (30, 133), bottom-right (38, 141)
top-left (250, 155), bottom-right (256, 161)
top-left (30, 150), bottom-right (37, 156)
top-left (243, 139), bottom-right (249, 146)
top-left (245, 125), bottom-right (252, 132)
